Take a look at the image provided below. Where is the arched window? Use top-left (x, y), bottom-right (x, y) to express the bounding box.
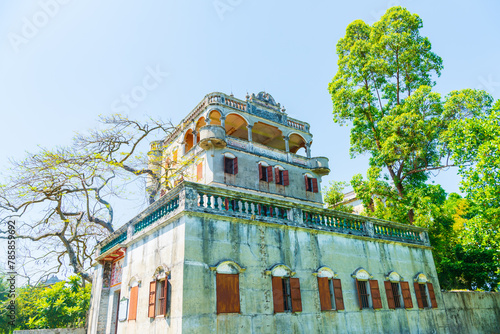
top-left (209, 110), bottom-right (222, 126)
top-left (289, 133), bottom-right (307, 154)
top-left (211, 261), bottom-right (245, 314)
top-left (314, 267), bottom-right (344, 311)
top-left (251, 122), bottom-right (285, 150)
top-left (184, 129), bottom-right (194, 152)
top-left (195, 117), bottom-right (206, 143)
top-left (352, 268), bottom-right (382, 309)
top-left (225, 113), bottom-right (248, 140)
top-left (413, 273), bottom-right (437, 309)
top-left (267, 264), bottom-right (302, 313)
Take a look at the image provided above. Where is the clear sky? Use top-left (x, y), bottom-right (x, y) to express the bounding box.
top-left (0, 0), bottom-right (499, 228)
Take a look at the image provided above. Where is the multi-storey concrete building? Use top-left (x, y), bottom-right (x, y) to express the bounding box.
top-left (87, 92), bottom-right (448, 333)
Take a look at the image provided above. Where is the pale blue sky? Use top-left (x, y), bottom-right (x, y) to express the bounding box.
top-left (0, 0), bottom-right (499, 227)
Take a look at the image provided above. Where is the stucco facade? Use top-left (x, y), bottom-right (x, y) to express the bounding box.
top-left (87, 92), bottom-right (476, 334)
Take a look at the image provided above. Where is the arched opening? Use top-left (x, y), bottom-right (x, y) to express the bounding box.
top-left (252, 122), bottom-right (285, 151)
top-left (195, 117), bottom-right (206, 143)
top-left (225, 113), bottom-right (248, 140)
top-left (184, 129), bottom-right (194, 152)
top-left (209, 110), bottom-right (222, 126)
top-left (289, 133), bottom-right (307, 154)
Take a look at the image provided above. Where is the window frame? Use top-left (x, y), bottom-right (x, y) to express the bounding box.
top-left (304, 175), bottom-right (318, 193)
top-left (212, 261), bottom-right (245, 314)
top-left (224, 156), bottom-right (238, 175)
top-left (270, 265), bottom-right (302, 313)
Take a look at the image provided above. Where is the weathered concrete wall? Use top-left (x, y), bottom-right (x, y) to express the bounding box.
top-left (182, 214), bottom-right (448, 334)
top-left (442, 291), bottom-right (500, 334)
top-left (14, 329), bottom-right (85, 334)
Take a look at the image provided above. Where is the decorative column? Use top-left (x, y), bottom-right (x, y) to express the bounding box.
top-left (284, 135), bottom-right (290, 153)
top-left (247, 124), bottom-right (253, 142)
top-left (220, 115), bottom-right (226, 129)
top-left (306, 142), bottom-right (312, 159)
top-left (192, 130), bottom-right (198, 146)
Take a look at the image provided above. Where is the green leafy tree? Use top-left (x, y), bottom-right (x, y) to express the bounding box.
top-left (323, 181), bottom-right (354, 213)
top-left (328, 6), bottom-right (494, 225)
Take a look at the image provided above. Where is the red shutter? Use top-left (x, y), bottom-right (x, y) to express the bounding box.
top-left (414, 283), bottom-right (424, 309)
top-left (290, 278), bottom-right (302, 312)
top-left (233, 157), bottom-right (238, 174)
top-left (217, 274), bottom-right (240, 314)
top-left (384, 281), bottom-right (395, 309)
top-left (275, 168), bottom-right (280, 184)
top-left (332, 279), bottom-right (344, 310)
top-left (312, 178), bottom-right (319, 193)
top-left (224, 198), bottom-right (229, 211)
top-left (267, 166), bottom-right (273, 182)
top-left (272, 277), bottom-right (284, 313)
top-left (304, 176), bottom-right (309, 191)
top-left (283, 170), bottom-right (289, 186)
top-left (161, 278), bottom-right (168, 315)
top-left (197, 162), bottom-right (203, 181)
top-left (370, 280), bottom-right (382, 309)
top-left (401, 281), bottom-right (413, 309)
top-left (128, 286), bottom-right (138, 320)
top-left (258, 163), bottom-right (263, 180)
top-left (317, 277), bottom-right (332, 311)
top-left (148, 281), bottom-right (156, 318)
top-left (427, 283), bottom-right (438, 308)
top-left (356, 279), bottom-right (363, 310)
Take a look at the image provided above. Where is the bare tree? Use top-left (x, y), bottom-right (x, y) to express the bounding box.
top-left (0, 115), bottom-right (177, 283)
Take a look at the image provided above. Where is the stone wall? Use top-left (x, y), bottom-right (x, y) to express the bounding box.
top-left (181, 214), bottom-right (447, 334)
top-left (442, 291), bottom-right (500, 334)
top-left (14, 329), bottom-right (85, 334)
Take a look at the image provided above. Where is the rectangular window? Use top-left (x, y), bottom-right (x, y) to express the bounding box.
top-left (259, 164), bottom-right (273, 182)
top-left (419, 284), bottom-right (429, 308)
top-left (385, 281), bottom-right (402, 309)
top-left (275, 169), bottom-right (290, 186)
top-left (272, 277), bottom-right (302, 313)
top-left (216, 273), bottom-right (240, 314)
top-left (157, 280), bottom-right (167, 316)
top-left (305, 176), bottom-right (318, 193)
top-left (356, 280), bottom-right (370, 309)
top-left (224, 157), bottom-right (238, 175)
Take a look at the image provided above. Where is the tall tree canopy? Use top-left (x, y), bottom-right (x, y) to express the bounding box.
top-left (329, 6), bottom-right (495, 225)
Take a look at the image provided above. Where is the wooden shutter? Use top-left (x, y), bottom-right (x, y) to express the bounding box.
top-left (216, 274), bottom-right (240, 314)
top-left (427, 283), bottom-right (438, 308)
top-left (128, 286), bottom-right (138, 320)
top-left (258, 163), bottom-right (263, 180)
top-left (414, 283), bottom-right (424, 309)
top-left (197, 162), bottom-right (203, 181)
top-left (233, 157), bottom-right (238, 174)
top-left (161, 278), bottom-right (169, 315)
top-left (283, 170), bottom-right (289, 186)
top-left (267, 166), bottom-right (273, 182)
top-left (384, 281), bottom-right (395, 309)
top-left (312, 178), bottom-right (319, 193)
top-left (370, 280), bottom-right (382, 309)
top-left (224, 156), bottom-right (228, 173)
top-left (148, 281), bottom-right (156, 318)
top-left (224, 198), bottom-right (229, 211)
top-left (272, 277), bottom-right (284, 313)
top-left (332, 279), bottom-right (344, 310)
top-left (355, 279), bottom-right (363, 310)
top-left (317, 277), bottom-right (332, 311)
top-left (401, 281), bottom-right (413, 309)
top-left (290, 278), bottom-right (302, 312)
top-left (275, 168), bottom-right (280, 184)
top-left (304, 176), bottom-right (309, 191)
